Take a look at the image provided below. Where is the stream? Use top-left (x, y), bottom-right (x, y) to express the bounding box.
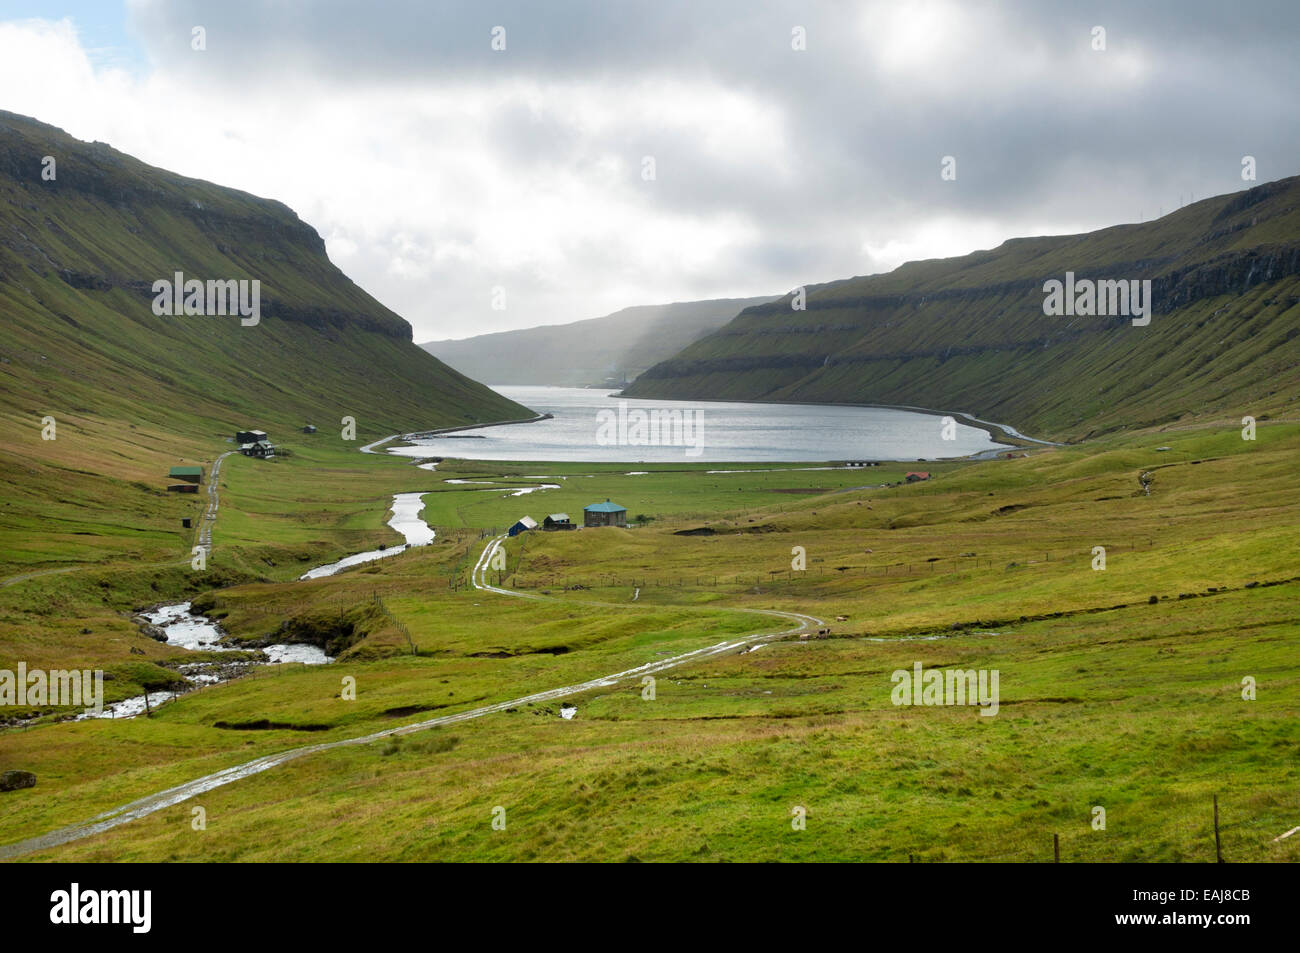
top-left (94, 491), bottom-right (438, 720)
top-left (299, 491), bottom-right (435, 579)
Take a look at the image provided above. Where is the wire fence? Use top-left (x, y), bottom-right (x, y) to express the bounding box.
top-left (905, 794), bottom-right (1298, 863)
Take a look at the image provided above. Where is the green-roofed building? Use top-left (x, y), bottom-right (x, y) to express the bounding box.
top-left (583, 499), bottom-right (627, 528)
top-left (168, 465), bottom-right (203, 484)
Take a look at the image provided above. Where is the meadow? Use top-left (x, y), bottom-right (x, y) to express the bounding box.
top-left (1, 415), bottom-right (1297, 861)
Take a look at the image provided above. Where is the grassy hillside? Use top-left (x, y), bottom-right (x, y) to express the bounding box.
top-left (421, 296), bottom-right (776, 387)
top-left (0, 111), bottom-right (528, 581)
top-left (626, 177), bottom-right (1300, 441)
top-left (3, 417), bottom-right (1297, 861)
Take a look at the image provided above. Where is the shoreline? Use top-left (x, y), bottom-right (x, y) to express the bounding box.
top-left (612, 391), bottom-right (1061, 455)
top-left (359, 413), bottom-right (552, 455)
top-left (402, 412), bottom-right (552, 441)
top-left (435, 388), bottom-right (1058, 462)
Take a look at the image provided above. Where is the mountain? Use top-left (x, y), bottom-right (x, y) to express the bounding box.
top-left (0, 111), bottom-right (531, 575)
top-left (421, 296), bottom-right (777, 388)
top-left (0, 112), bottom-right (528, 440)
top-left (625, 177), bottom-right (1300, 440)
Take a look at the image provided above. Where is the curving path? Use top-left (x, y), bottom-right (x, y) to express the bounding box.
top-left (1, 450), bottom-right (236, 588)
top-left (0, 534), bottom-right (820, 859)
top-left (196, 451), bottom-right (236, 552)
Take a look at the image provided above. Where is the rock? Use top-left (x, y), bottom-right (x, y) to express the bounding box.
top-left (141, 623), bottom-right (169, 642)
top-left (0, 770), bottom-right (36, 792)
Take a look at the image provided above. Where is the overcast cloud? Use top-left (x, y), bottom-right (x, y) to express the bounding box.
top-left (2, 0), bottom-right (1297, 340)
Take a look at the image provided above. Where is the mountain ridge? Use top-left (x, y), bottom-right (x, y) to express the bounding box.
top-left (421, 295), bottom-right (777, 387)
top-left (0, 110), bottom-right (526, 437)
top-left (624, 176), bottom-right (1300, 440)
top-left (0, 110), bottom-right (528, 575)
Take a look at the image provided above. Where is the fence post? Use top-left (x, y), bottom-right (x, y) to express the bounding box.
top-left (1214, 795), bottom-right (1223, 863)
top-left (1053, 833), bottom-right (1060, 863)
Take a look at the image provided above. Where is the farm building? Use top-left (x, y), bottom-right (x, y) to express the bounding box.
top-left (168, 465), bottom-right (202, 484)
top-left (543, 513), bottom-right (573, 530)
top-left (905, 471), bottom-right (931, 482)
top-left (508, 515), bottom-right (538, 537)
top-left (584, 499), bottom-right (627, 528)
top-left (240, 440), bottom-right (276, 458)
top-left (302, 424), bottom-right (317, 434)
top-left (235, 429), bottom-right (268, 444)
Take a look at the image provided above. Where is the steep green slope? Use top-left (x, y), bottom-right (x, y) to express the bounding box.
top-left (421, 295), bottom-right (776, 387)
top-left (0, 111), bottom-right (527, 436)
top-left (0, 111), bottom-right (528, 576)
top-left (626, 177), bottom-right (1300, 440)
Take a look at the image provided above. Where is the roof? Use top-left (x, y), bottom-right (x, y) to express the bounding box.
top-left (513, 515), bottom-right (538, 529)
top-left (584, 499), bottom-right (627, 513)
top-left (168, 466), bottom-right (202, 477)
top-left (547, 513), bottom-right (570, 522)
top-left (905, 471), bottom-right (931, 478)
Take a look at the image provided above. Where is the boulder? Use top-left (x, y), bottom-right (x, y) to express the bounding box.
top-left (0, 770), bottom-right (36, 792)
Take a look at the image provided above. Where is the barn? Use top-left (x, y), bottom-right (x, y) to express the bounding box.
top-left (543, 513), bottom-right (572, 530)
top-left (583, 499), bottom-right (627, 528)
top-left (905, 471), bottom-right (931, 482)
top-left (235, 429), bottom-right (268, 444)
top-left (168, 465), bottom-right (202, 484)
top-left (508, 515), bottom-right (538, 537)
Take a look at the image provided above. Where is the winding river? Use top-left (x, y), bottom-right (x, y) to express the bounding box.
top-left (94, 491), bottom-right (440, 720)
top-left (299, 491), bottom-right (435, 580)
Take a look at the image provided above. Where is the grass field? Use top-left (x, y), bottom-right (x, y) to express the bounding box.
top-left (1, 415), bottom-right (1297, 861)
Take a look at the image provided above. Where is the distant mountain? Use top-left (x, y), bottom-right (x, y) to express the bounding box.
top-left (421, 296), bottom-right (777, 387)
top-left (626, 177), bottom-right (1300, 440)
top-left (0, 111), bottom-right (528, 441)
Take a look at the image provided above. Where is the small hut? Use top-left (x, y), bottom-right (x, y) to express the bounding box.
top-left (583, 500), bottom-right (627, 528)
top-left (508, 515), bottom-right (538, 537)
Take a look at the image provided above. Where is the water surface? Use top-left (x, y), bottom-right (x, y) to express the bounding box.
top-left (390, 386), bottom-right (1009, 462)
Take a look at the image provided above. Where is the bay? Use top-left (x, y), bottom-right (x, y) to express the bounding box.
top-left (390, 386), bottom-right (1012, 462)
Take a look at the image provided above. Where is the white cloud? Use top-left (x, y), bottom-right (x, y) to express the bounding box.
top-left (0, 17), bottom-right (797, 338)
top-left (2, 3), bottom-right (1296, 341)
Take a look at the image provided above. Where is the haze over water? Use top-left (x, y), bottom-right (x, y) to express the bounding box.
top-left (389, 386), bottom-right (1010, 462)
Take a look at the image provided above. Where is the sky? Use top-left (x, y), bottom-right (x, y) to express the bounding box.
top-left (1, 1), bottom-right (1297, 342)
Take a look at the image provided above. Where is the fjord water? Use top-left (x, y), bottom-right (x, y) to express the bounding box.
top-left (391, 386), bottom-right (1010, 462)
